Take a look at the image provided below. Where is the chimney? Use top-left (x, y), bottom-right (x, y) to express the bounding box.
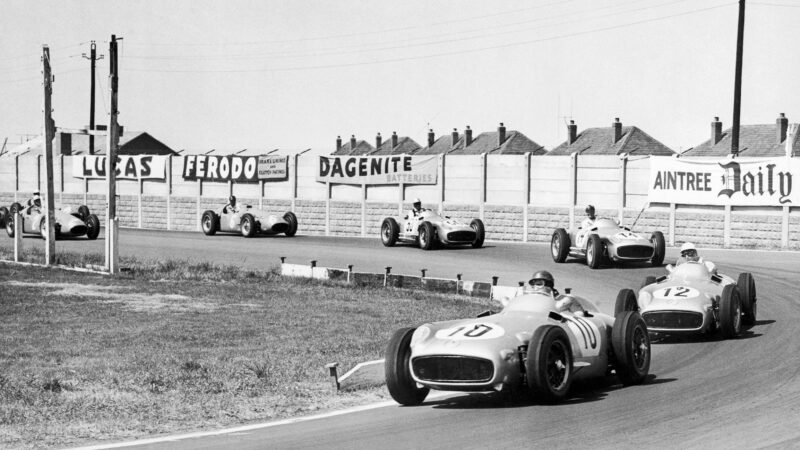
top-left (465, 125), bottom-right (473, 146)
top-left (350, 135), bottom-right (357, 151)
top-left (567, 120), bottom-right (577, 145)
top-left (336, 135), bottom-right (342, 153)
top-left (391, 131), bottom-right (398, 148)
top-left (498, 122), bottom-right (506, 147)
top-left (376, 132), bottom-right (382, 149)
top-left (612, 118), bottom-right (622, 144)
top-left (451, 128), bottom-right (459, 147)
top-left (777, 113), bottom-right (788, 144)
top-left (711, 117), bottom-right (723, 145)
top-left (427, 129), bottom-right (435, 147)
top-left (59, 132), bottom-right (72, 156)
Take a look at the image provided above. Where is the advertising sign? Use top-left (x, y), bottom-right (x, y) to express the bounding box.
top-left (73, 155), bottom-right (167, 180)
top-left (316, 155), bottom-right (438, 185)
top-left (183, 155), bottom-right (288, 182)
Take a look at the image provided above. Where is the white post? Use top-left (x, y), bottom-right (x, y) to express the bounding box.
top-left (325, 182), bottom-right (331, 236)
top-left (105, 35), bottom-right (120, 274)
top-left (479, 153), bottom-right (487, 221)
top-left (618, 153), bottom-right (627, 223)
top-left (196, 179), bottom-right (202, 231)
top-left (569, 152), bottom-right (578, 228)
top-left (398, 183), bottom-right (405, 217)
top-left (138, 178), bottom-right (143, 229)
top-left (669, 203), bottom-right (676, 246)
top-left (13, 212), bottom-right (23, 262)
top-left (361, 183), bottom-right (367, 237)
top-left (166, 156), bottom-right (172, 231)
top-left (438, 154), bottom-right (445, 215)
top-left (723, 205), bottom-right (732, 248)
top-left (259, 180), bottom-right (265, 209)
top-left (523, 152), bottom-right (531, 242)
top-left (110, 217), bottom-right (119, 273)
top-left (782, 206), bottom-right (790, 249)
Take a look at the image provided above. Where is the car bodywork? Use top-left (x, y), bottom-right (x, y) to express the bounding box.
top-left (201, 204), bottom-right (298, 238)
top-left (380, 209), bottom-right (485, 250)
top-left (385, 288), bottom-right (651, 405)
top-left (623, 261), bottom-right (757, 339)
top-left (551, 218), bottom-right (665, 269)
top-left (5, 202), bottom-right (100, 240)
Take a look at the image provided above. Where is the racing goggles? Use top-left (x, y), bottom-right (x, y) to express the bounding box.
top-left (681, 249), bottom-right (697, 257)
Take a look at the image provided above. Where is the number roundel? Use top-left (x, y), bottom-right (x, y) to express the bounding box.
top-left (654, 286), bottom-right (699, 300)
top-left (435, 324), bottom-right (505, 340)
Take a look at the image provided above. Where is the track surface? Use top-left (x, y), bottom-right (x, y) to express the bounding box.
top-left (4, 230), bottom-right (799, 449)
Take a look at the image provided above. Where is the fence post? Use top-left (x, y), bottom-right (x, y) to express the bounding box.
top-left (523, 152), bottom-right (531, 242)
top-left (569, 151), bottom-right (578, 228)
top-left (325, 181), bottom-right (331, 236)
top-left (138, 178), bottom-right (143, 229)
top-left (361, 182), bottom-right (367, 237)
top-left (398, 182), bottom-right (405, 217)
top-left (166, 156), bottom-right (172, 231)
top-left (782, 206), bottom-right (790, 249)
top-left (618, 153), bottom-right (627, 223)
top-left (669, 203), bottom-right (676, 246)
top-left (259, 179), bottom-right (265, 209)
top-left (59, 154), bottom-right (64, 204)
top-left (438, 154), bottom-right (445, 215)
top-left (14, 154), bottom-right (19, 202)
top-left (723, 205), bottom-right (731, 248)
top-left (479, 152), bottom-right (487, 220)
top-left (292, 152), bottom-right (299, 212)
top-left (196, 179), bottom-right (202, 231)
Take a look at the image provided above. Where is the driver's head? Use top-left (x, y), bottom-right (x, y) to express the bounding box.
top-left (412, 198), bottom-right (422, 210)
top-left (229, 195), bottom-right (236, 206)
top-left (33, 192), bottom-right (41, 207)
top-left (529, 270), bottom-right (555, 293)
top-left (585, 204), bottom-right (595, 219)
top-left (680, 242), bottom-right (699, 261)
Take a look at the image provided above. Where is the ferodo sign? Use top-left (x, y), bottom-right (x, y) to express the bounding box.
top-left (648, 156), bottom-right (798, 206)
top-left (316, 155), bottom-right (438, 185)
top-left (183, 155), bottom-right (288, 182)
top-left (73, 155), bottom-right (167, 179)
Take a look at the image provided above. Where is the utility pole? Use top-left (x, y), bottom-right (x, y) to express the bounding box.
top-left (731, 0), bottom-right (746, 156)
top-left (82, 41), bottom-right (103, 155)
top-left (105, 35), bottom-right (120, 274)
top-left (42, 45), bottom-right (57, 265)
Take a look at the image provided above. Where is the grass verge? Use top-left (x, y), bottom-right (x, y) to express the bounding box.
top-left (0, 249), bottom-right (492, 449)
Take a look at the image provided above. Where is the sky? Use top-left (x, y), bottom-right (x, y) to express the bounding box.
top-left (1, 0), bottom-right (800, 154)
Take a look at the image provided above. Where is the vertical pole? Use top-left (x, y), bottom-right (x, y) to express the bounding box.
top-left (782, 206), bottom-right (789, 249)
top-left (438, 154), bottom-right (445, 215)
top-left (14, 154), bottom-right (19, 202)
top-left (105, 34), bottom-right (120, 274)
top-left (569, 152), bottom-right (578, 228)
top-left (479, 153), bottom-right (487, 221)
top-left (731, 0), bottom-right (746, 156)
top-left (723, 205), bottom-right (732, 248)
top-left (669, 203), bottom-right (676, 246)
top-left (166, 156), bottom-right (172, 230)
top-left (59, 154), bottom-right (64, 204)
top-left (196, 179), bottom-right (202, 231)
top-left (42, 45), bottom-right (56, 265)
top-left (292, 153), bottom-right (299, 212)
top-left (325, 182), bottom-right (331, 236)
top-left (82, 41), bottom-right (103, 155)
top-left (361, 183), bottom-right (367, 237)
top-left (618, 154), bottom-right (627, 223)
top-left (523, 152), bottom-right (531, 242)
top-left (398, 183), bottom-right (405, 216)
top-left (259, 179), bottom-right (265, 209)
top-left (13, 213), bottom-right (23, 262)
top-left (138, 178), bottom-right (143, 229)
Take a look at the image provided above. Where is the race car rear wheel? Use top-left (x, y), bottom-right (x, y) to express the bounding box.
top-left (650, 231), bottom-right (665, 266)
top-left (418, 221), bottom-right (436, 250)
top-left (9, 202), bottom-right (22, 215)
top-left (381, 217), bottom-right (399, 247)
top-left (615, 289), bottom-right (639, 315)
top-left (641, 275), bottom-right (657, 290)
top-left (719, 284), bottom-right (742, 339)
top-left (283, 211), bottom-right (298, 237)
top-left (201, 210), bottom-right (218, 236)
top-left (77, 205), bottom-right (90, 221)
top-left (0, 206), bottom-right (8, 228)
top-left (526, 325), bottom-right (573, 404)
top-left (470, 219), bottom-right (485, 248)
top-left (240, 214), bottom-right (257, 238)
top-left (612, 311), bottom-right (651, 386)
top-left (586, 235), bottom-right (603, 269)
top-left (737, 272), bottom-right (757, 326)
top-left (85, 214), bottom-right (100, 240)
top-left (551, 228), bottom-right (570, 263)
top-left (385, 327), bottom-right (429, 406)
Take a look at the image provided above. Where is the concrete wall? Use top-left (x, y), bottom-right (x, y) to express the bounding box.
top-left (1, 152), bottom-right (798, 249)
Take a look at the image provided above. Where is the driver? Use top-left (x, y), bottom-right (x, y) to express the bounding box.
top-left (577, 204), bottom-right (597, 247)
top-left (676, 242), bottom-right (717, 274)
top-left (26, 192), bottom-right (42, 214)
top-left (410, 198), bottom-right (426, 217)
top-left (225, 195), bottom-right (239, 214)
top-left (526, 270), bottom-right (560, 297)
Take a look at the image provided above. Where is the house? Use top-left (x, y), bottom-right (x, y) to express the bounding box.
top-left (331, 135), bottom-right (375, 156)
top-left (4, 128), bottom-right (177, 156)
top-left (681, 114), bottom-right (799, 157)
top-left (548, 118), bottom-right (674, 156)
top-left (415, 123), bottom-right (546, 155)
top-left (368, 132), bottom-right (421, 155)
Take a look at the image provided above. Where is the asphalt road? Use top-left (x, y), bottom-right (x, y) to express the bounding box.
top-left (5, 229), bottom-right (799, 449)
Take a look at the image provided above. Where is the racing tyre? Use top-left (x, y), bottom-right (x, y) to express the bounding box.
top-left (283, 212), bottom-right (298, 237)
top-left (39, 218), bottom-right (49, 240)
top-left (551, 228), bottom-right (570, 263)
top-left (615, 289), bottom-right (639, 315)
top-left (77, 205), bottom-right (90, 221)
top-left (650, 231), bottom-right (665, 266)
top-left (641, 275), bottom-right (657, 290)
top-left (85, 214), bottom-right (100, 240)
top-left (526, 326), bottom-right (573, 404)
top-left (737, 272), bottom-right (757, 326)
top-left (385, 327), bottom-right (429, 406)
top-left (418, 221), bottom-right (436, 250)
top-left (470, 219), bottom-right (485, 248)
top-left (0, 206), bottom-right (8, 228)
top-left (201, 210), bottom-right (218, 236)
top-left (240, 214), bottom-right (257, 238)
top-left (6, 215), bottom-right (15, 237)
top-left (381, 217), bottom-right (399, 247)
top-left (9, 202), bottom-right (22, 215)
top-left (586, 235), bottom-right (603, 269)
top-left (612, 311), bottom-right (651, 386)
top-left (719, 284), bottom-right (742, 339)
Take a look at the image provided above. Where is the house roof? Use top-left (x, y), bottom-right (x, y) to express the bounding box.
top-left (3, 131), bottom-right (177, 156)
top-left (331, 139), bottom-right (375, 156)
top-left (369, 136), bottom-right (422, 155)
top-left (416, 129), bottom-right (545, 155)
top-left (682, 123), bottom-right (800, 157)
top-left (548, 126), bottom-right (674, 156)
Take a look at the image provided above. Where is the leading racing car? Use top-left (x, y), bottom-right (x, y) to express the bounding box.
top-left (385, 286), bottom-right (651, 405)
top-left (380, 209), bottom-right (485, 250)
top-left (5, 201), bottom-right (100, 240)
top-left (201, 203), bottom-right (298, 238)
top-left (615, 261), bottom-right (756, 339)
top-left (551, 218), bottom-right (665, 269)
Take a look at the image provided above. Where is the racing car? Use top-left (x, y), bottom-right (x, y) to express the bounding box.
top-left (380, 209), bottom-right (485, 250)
top-left (5, 201), bottom-right (100, 240)
top-left (551, 218), bottom-right (665, 269)
top-left (615, 261), bottom-right (757, 339)
top-left (201, 204), bottom-right (298, 238)
top-left (385, 287), bottom-right (651, 405)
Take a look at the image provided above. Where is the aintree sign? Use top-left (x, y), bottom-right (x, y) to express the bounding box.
top-left (73, 155), bottom-right (167, 179)
top-left (316, 155), bottom-right (438, 185)
top-left (182, 155), bottom-right (287, 182)
top-left (649, 156), bottom-right (797, 206)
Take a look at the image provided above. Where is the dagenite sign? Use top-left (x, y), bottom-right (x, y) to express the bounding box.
top-left (316, 155), bottom-right (438, 185)
top-left (73, 155), bottom-right (168, 180)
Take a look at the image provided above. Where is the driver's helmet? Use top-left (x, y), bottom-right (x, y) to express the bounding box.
top-left (412, 197), bottom-right (422, 210)
top-left (528, 270), bottom-right (555, 294)
top-left (33, 192), bottom-right (41, 207)
top-left (680, 242), bottom-right (699, 262)
top-left (229, 195), bottom-right (237, 206)
top-left (585, 204), bottom-right (595, 216)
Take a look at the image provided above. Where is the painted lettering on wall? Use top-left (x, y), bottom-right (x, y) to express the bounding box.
top-left (72, 155), bottom-right (167, 180)
top-left (316, 155), bottom-right (437, 185)
top-left (183, 155), bottom-right (288, 182)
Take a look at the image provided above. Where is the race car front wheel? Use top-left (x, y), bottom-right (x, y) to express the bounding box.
top-left (385, 327), bottom-right (429, 406)
top-left (0, 206), bottom-right (8, 228)
top-left (586, 235), bottom-right (603, 269)
top-left (241, 214), bottom-right (257, 238)
top-left (85, 214), bottom-right (100, 240)
top-left (612, 311), bottom-right (650, 386)
top-left (381, 217), bottom-right (399, 247)
top-left (737, 273), bottom-right (757, 326)
top-left (650, 231), bottom-right (666, 266)
top-left (614, 289), bottom-right (639, 316)
top-left (551, 228), bottom-right (570, 263)
top-left (201, 210), bottom-right (218, 236)
top-left (283, 212), bottom-right (298, 237)
top-left (526, 325), bottom-right (573, 404)
top-left (470, 219), bottom-right (485, 248)
top-left (418, 222), bottom-right (436, 250)
top-left (719, 284), bottom-right (742, 339)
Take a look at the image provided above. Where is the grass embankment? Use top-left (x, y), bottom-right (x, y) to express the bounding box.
top-left (0, 248), bottom-right (492, 449)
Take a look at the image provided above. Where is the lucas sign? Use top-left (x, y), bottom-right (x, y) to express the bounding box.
top-left (316, 155), bottom-right (438, 185)
top-left (648, 156), bottom-right (797, 206)
top-left (73, 155), bottom-right (167, 179)
top-left (182, 155), bottom-right (288, 182)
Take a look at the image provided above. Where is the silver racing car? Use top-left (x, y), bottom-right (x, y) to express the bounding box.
top-left (201, 204), bottom-right (298, 238)
top-left (5, 201), bottom-right (100, 240)
top-left (551, 218), bottom-right (665, 269)
top-left (380, 209), bottom-right (485, 250)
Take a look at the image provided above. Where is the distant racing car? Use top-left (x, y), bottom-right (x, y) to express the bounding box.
top-left (615, 261), bottom-right (757, 339)
top-left (5, 201), bottom-right (100, 240)
top-left (385, 286), bottom-right (651, 405)
top-left (551, 218), bottom-right (665, 269)
top-left (201, 203), bottom-right (298, 238)
top-left (380, 209), bottom-right (485, 250)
